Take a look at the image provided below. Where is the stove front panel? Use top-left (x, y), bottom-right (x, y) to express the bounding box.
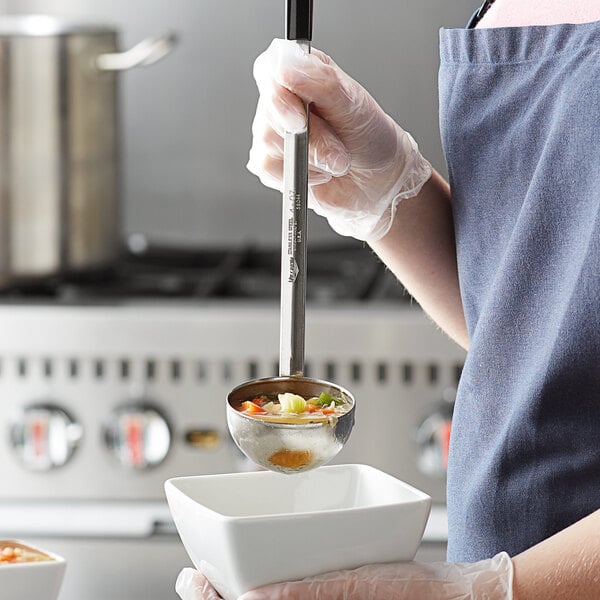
top-left (0, 303), bottom-right (464, 504)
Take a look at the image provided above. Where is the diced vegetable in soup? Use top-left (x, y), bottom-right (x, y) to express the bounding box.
top-left (0, 541), bottom-right (53, 564)
top-left (269, 449), bottom-right (313, 469)
top-left (235, 391), bottom-right (350, 424)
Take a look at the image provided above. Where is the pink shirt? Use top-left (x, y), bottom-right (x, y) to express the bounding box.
top-left (478, 0), bottom-right (600, 28)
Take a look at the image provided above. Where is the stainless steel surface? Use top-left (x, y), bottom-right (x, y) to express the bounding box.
top-left (0, 16), bottom-right (175, 288)
top-left (0, 302), bottom-right (463, 501)
top-left (279, 40), bottom-right (310, 378)
top-left (0, 14), bottom-right (115, 36)
top-left (226, 375), bottom-right (355, 474)
top-left (96, 32), bottom-right (177, 71)
top-left (103, 402), bottom-right (172, 469)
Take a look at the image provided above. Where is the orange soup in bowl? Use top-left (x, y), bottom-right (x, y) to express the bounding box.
top-left (0, 541), bottom-right (53, 564)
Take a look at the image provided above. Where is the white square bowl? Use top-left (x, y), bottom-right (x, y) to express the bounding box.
top-left (165, 464), bottom-right (431, 600)
top-left (0, 540), bottom-right (66, 600)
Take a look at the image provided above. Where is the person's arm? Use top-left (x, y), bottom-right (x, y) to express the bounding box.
top-left (511, 508), bottom-right (600, 600)
top-left (370, 169), bottom-right (469, 350)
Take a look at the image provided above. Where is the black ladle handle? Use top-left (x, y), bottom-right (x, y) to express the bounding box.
top-left (286, 0), bottom-right (313, 41)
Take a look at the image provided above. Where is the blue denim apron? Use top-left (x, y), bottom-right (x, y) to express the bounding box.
top-left (439, 21), bottom-right (600, 561)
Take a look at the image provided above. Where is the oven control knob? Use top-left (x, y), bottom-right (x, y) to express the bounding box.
top-left (103, 403), bottom-right (171, 469)
top-left (415, 388), bottom-right (456, 477)
top-left (10, 404), bottom-right (82, 471)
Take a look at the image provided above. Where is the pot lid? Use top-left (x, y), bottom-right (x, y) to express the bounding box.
top-left (0, 14), bottom-right (117, 36)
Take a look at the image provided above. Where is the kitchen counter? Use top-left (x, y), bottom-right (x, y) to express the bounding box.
top-left (423, 504), bottom-right (448, 543)
top-left (0, 501), bottom-right (448, 542)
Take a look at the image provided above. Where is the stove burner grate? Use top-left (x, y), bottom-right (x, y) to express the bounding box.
top-left (0, 241), bottom-right (411, 304)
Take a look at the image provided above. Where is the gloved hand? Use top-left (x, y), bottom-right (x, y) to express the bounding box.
top-left (176, 552), bottom-right (513, 600)
top-left (248, 38), bottom-right (432, 243)
top-left (176, 568), bottom-right (222, 600)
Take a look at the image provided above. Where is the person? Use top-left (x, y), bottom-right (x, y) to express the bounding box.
top-left (177, 1), bottom-right (600, 598)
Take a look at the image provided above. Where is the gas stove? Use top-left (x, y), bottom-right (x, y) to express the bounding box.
top-left (0, 240), bottom-right (463, 599)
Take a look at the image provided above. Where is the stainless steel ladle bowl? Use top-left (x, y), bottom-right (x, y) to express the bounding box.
top-left (227, 376), bottom-right (355, 474)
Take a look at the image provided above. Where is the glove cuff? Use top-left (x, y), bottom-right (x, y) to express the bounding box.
top-left (309, 126), bottom-right (432, 243)
top-left (365, 130), bottom-right (433, 243)
top-left (469, 551), bottom-right (514, 600)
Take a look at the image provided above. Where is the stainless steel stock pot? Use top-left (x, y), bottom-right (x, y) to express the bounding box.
top-left (0, 15), bottom-right (176, 287)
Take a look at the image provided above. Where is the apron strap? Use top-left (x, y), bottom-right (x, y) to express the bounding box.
top-left (467, 0), bottom-right (497, 28)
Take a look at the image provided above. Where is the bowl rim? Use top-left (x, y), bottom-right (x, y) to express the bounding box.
top-left (165, 463), bottom-right (431, 522)
top-left (0, 539), bottom-right (66, 569)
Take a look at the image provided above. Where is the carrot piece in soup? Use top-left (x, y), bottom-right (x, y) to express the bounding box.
top-left (241, 400), bottom-right (267, 414)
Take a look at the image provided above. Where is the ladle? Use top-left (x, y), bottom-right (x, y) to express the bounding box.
top-left (226, 0), bottom-right (355, 474)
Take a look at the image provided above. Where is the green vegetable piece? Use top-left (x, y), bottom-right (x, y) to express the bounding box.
top-left (318, 392), bottom-right (344, 407)
top-left (278, 393), bottom-right (307, 413)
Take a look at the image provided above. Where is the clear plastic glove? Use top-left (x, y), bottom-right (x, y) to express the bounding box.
top-left (247, 38), bottom-right (432, 243)
top-left (176, 553), bottom-right (513, 600)
top-left (176, 568), bottom-right (222, 600)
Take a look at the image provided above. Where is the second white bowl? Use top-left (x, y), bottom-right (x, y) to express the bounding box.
top-left (0, 540), bottom-right (66, 600)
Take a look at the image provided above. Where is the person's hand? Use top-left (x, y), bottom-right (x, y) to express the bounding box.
top-left (248, 38), bottom-right (432, 243)
top-left (175, 568), bottom-right (222, 600)
top-left (238, 553), bottom-right (513, 599)
top-left (176, 553), bottom-right (513, 600)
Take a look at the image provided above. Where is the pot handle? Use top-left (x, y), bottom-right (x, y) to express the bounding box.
top-left (96, 31), bottom-right (177, 71)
